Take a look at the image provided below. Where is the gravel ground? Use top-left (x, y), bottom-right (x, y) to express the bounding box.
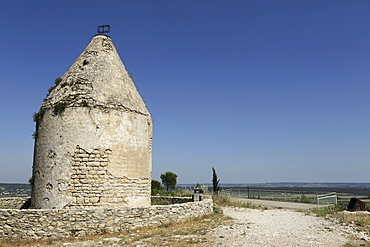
top-left (207, 207), bottom-right (354, 247)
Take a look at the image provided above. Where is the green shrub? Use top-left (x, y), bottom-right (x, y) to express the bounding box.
top-left (31, 131), bottom-right (38, 139)
top-left (54, 77), bottom-right (62, 85)
top-left (300, 194), bottom-right (311, 203)
top-left (311, 204), bottom-right (345, 217)
top-left (47, 86), bottom-right (55, 93)
top-left (32, 108), bottom-right (45, 122)
top-left (151, 180), bottom-right (164, 195)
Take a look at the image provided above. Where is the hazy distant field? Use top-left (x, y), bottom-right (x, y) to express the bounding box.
top-left (219, 186), bottom-right (370, 207)
top-left (0, 183), bottom-right (31, 197)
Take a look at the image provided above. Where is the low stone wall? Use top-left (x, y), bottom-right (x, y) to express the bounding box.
top-left (0, 199), bottom-right (213, 240)
top-left (0, 197), bottom-right (30, 209)
top-left (151, 196), bottom-right (212, 205)
top-left (151, 196), bottom-right (193, 205)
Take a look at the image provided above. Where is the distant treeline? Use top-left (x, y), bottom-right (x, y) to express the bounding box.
top-left (0, 183), bottom-right (31, 189)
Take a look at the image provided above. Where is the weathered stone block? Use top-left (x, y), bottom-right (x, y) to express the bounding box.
top-left (76, 154), bottom-right (89, 158)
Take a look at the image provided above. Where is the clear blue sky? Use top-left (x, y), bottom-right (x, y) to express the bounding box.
top-left (0, 1), bottom-right (369, 184)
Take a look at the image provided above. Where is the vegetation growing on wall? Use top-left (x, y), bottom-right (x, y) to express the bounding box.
top-left (53, 102), bottom-right (67, 115)
top-left (54, 77), bottom-right (62, 85)
top-left (32, 108), bottom-right (45, 122)
top-left (61, 82), bottom-right (69, 87)
top-left (80, 100), bottom-right (89, 107)
top-left (45, 77), bottom-right (63, 97)
top-left (47, 86), bottom-right (56, 93)
top-left (31, 131), bottom-right (38, 139)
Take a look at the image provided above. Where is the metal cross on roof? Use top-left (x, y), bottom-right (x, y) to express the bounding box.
top-left (97, 25), bottom-right (111, 34)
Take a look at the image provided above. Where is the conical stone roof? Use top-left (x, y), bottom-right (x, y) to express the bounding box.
top-left (42, 34), bottom-right (149, 116)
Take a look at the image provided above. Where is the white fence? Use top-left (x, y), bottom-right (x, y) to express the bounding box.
top-left (317, 192), bottom-right (337, 206)
top-left (220, 188), bottom-right (337, 205)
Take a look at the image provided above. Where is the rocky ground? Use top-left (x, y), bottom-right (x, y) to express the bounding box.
top-left (3, 206), bottom-right (369, 247)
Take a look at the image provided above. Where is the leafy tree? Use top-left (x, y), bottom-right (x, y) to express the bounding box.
top-left (160, 171), bottom-right (178, 191)
top-left (151, 179), bottom-right (164, 195)
top-left (212, 167), bottom-right (221, 194)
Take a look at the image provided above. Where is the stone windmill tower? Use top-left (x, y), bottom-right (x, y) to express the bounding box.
top-left (31, 29), bottom-right (152, 209)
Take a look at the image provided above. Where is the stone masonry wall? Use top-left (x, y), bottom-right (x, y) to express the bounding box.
top-left (65, 146), bottom-right (150, 208)
top-left (0, 199), bottom-right (213, 240)
top-left (0, 197), bottom-right (30, 209)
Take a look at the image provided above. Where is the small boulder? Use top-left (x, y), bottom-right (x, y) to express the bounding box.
top-left (347, 198), bottom-right (367, 212)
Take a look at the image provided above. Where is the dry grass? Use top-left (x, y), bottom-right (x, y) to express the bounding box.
top-left (310, 205), bottom-right (370, 247)
top-left (212, 194), bottom-right (267, 209)
top-left (0, 207), bottom-right (231, 247)
top-left (338, 213), bottom-right (370, 247)
top-left (336, 213), bottom-right (370, 232)
top-left (310, 205), bottom-right (370, 232)
top-left (344, 242), bottom-right (370, 247)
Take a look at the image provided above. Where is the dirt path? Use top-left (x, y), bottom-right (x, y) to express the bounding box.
top-left (206, 207), bottom-right (353, 247)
